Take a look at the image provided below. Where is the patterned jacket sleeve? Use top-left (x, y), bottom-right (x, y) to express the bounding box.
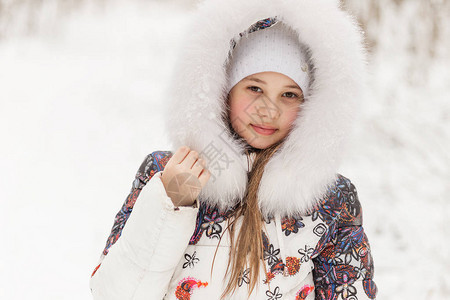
top-left (89, 151), bottom-right (200, 300)
top-left (312, 175), bottom-right (378, 300)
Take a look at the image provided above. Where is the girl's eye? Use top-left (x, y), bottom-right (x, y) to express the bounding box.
top-left (283, 92), bottom-right (300, 99)
top-left (248, 86), bottom-right (262, 93)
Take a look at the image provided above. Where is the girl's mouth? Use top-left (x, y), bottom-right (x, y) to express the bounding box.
top-left (251, 124), bottom-right (277, 135)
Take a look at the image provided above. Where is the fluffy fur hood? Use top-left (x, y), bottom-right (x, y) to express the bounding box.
top-left (163, 0), bottom-right (367, 218)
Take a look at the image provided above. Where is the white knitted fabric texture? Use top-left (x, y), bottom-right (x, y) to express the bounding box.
top-left (226, 21), bottom-right (310, 94)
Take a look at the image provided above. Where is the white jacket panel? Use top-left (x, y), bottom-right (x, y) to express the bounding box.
top-left (90, 171), bottom-right (198, 299)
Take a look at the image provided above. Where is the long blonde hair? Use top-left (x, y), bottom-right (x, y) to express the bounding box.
top-left (222, 141), bottom-right (283, 299)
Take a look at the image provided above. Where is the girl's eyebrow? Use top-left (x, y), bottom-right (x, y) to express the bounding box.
top-left (245, 77), bottom-right (266, 84)
top-left (285, 85), bottom-right (302, 90)
top-left (245, 77), bottom-right (302, 90)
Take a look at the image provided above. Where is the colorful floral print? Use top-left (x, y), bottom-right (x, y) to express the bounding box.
top-left (295, 285), bottom-right (314, 300)
top-left (91, 263), bottom-right (101, 277)
top-left (264, 271), bottom-right (276, 284)
top-left (264, 255), bottom-right (304, 284)
top-left (281, 216), bottom-right (305, 236)
top-left (335, 273), bottom-right (357, 299)
top-left (101, 151), bottom-right (172, 256)
top-left (189, 202), bottom-right (235, 244)
top-left (312, 175), bottom-right (377, 299)
top-left (201, 211), bottom-right (225, 238)
top-left (363, 279), bottom-right (378, 299)
top-left (264, 260), bottom-right (285, 284)
top-left (230, 17), bottom-right (279, 51)
top-left (262, 231), bottom-right (284, 283)
top-left (262, 231), bottom-right (305, 283)
top-left (175, 277), bottom-right (208, 300)
top-left (285, 256), bottom-right (301, 276)
top-left (246, 17), bottom-right (278, 35)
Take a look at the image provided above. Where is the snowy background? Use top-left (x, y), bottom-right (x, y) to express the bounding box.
top-left (0, 0), bottom-right (448, 299)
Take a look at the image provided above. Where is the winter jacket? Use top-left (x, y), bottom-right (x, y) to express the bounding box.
top-left (90, 0), bottom-right (377, 299)
top-left (90, 151), bottom-right (377, 299)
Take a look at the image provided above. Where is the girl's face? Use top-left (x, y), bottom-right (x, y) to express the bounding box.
top-left (227, 71), bottom-right (304, 149)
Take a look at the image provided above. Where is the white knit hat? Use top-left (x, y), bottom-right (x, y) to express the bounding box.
top-left (226, 21), bottom-right (310, 94)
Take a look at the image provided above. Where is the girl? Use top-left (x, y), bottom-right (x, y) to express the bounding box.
top-left (90, 0), bottom-right (377, 299)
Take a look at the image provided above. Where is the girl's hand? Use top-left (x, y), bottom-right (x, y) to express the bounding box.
top-left (161, 146), bottom-right (211, 207)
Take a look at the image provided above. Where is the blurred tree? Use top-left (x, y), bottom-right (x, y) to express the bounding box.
top-left (342, 0), bottom-right (449, 82)
top-left (0, 0), bottom-right (198, 39)
top-left (345, 0), bottom-right (449, 56)
top-left (2, 0), bottom-right (449, 63)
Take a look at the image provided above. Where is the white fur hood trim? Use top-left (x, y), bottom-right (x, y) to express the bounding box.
top-left (163, 0), bottom-right (367, 217)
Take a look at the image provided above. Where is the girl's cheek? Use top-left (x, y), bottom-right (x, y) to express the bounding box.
top-left (280, 104), bottom-right (300, 125)
top-left (289, 109), bottom-right (300, 126)
top-left (233, 96), bottom-right (254, 116)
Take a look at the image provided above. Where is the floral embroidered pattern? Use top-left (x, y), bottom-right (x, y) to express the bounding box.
top-left (175, 277), bottom-right (208, 300)
top-left (100, 151), bottom-right (172, 256)
top-left (246, 17), bottom-right (278, 35)
top-left (281, 216), bottom-right (305, 236)
top-left (266, 286), bottom-right (282, 300)
top-left (182, 251), bottom-right (199, 269)
top-left (363, 279), bottom-right (378, 298)
top-left (189, 203), bottom-right (236, 244)
top-left (335, 273), bottom-right (356, 299)
top-left (264, 260), bottom-right (284, 284)
top-left (298, 245), bottom-right (314, 263)
top-left (230, 17), bottom-right (278, 51)
top-left (201, 211), bottom-right (225, 238)
top-left (296, 285), bottom-right (314, 300)
top-left (285, 256), bottom-right (301, 276)
top-left (264, 256), bottom-right (304, 284)
top-left (313, 223), bottom-right (327, 237)
top-left (312, 174), bottom-right (377, 299)
top-left (91, 263), bottom-right (101, 277)
top-left (262, 231), bottom-right (304, 284)
top-left (264, 243), bottom-right (281, 265)
top-left (262, 231), bottom-right (283, 283)
top-left (238, 268), bottom-right (250, 287)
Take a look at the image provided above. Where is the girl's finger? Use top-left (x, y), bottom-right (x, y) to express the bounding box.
top-left (183, 150), bottom-right (199, 169)
top-left (198, 168), bottom-right (211, 188)
top-left (169, 146), bottom-right (191, 165)
top-left (192, 159), bottom-right (206, 177)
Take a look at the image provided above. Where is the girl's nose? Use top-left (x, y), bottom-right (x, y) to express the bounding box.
top-left (254, 94), bottom-right (281, 120)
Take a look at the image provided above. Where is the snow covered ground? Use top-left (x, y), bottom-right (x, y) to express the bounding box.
top-left (0, 1), bottom-right (448, 299)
